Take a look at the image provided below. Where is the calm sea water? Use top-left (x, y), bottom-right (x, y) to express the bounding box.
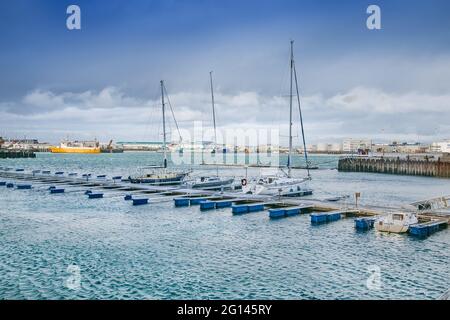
top-left (0, 152), bottom-right (449, 299)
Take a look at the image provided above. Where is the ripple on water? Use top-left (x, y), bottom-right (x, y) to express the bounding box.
top-left (1, 154), bottom-right (449, 299)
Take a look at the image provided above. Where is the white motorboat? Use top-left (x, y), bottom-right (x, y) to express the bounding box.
top-left (374, 212), bottom-right (418, 233)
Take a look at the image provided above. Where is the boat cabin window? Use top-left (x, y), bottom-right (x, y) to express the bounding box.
top-left (392, 214), bottom-right (404, 221)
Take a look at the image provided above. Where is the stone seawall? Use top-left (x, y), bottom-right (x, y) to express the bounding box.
top-left (0, 150), bottom-right (36, 159)
top-left (338, 157), bottom-right (450, 178)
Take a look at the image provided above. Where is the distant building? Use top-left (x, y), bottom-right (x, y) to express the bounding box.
top-left (329, 143), bottom-right (343, 152)
top-left (12, 139), bottom-right (39, 144)
top-left (373, 143), bottom-right (393, 153)
top-left (175, 141), bottom-right (211, 152)
top-left (314, 143), bottom-right (327, 152)
top-left (430, 140), bottom-right (450, 153)
top-left (342, 138), bottom-right (372, 153)
top-left (394, 142), bottom-right (429, 154)
top-left (303, 144), bottom-right (317, 153)
top-left (1, 138), bottom-right (51, 151)
top-left (372, 142), bottom-right (430, 154)
top-left (118, 141), bottom-right (163, 151)
top-left (300, 143), bottom-right (342, 154)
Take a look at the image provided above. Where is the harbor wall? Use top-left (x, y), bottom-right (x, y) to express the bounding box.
top-left (0, 150), bottom-right (36, 159)
top-left (338, 156), bottom-right (450, 178)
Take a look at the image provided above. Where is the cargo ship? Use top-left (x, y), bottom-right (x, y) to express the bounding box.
top-left (50, 140), bottom-right (101, 154)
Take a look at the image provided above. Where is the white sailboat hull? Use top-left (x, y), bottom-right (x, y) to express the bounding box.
top-left (242, 177), bottom-right (310, 196)
top-left (187, 177), bottom-right (234, 190)
top-left (241, 41), bottom-right (313, 198)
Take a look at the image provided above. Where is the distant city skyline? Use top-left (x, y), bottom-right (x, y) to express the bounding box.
top-left (1, 0), bottom-right (450, 144)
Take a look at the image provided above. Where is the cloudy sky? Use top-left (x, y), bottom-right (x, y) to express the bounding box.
top-left (1, 0), bottom-right (450, 145)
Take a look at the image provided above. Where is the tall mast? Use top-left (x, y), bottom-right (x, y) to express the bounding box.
top-left (288, 40), bottom-right (294, 178)
top-left (293, 61), bottom-right (310, 178)
top-left (160, 80), bottom-right (167, 168)
top-left (210, 71), bottom-right (219, 177)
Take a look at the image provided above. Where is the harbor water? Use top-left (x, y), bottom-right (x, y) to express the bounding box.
top-left (0, 152), bottom-right (449, 299)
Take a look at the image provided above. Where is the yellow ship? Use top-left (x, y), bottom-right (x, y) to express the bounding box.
top-left (50, 140), bottom-right (101, 154)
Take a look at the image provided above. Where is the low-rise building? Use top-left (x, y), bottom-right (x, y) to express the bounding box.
top-left (342, 138), bottom-right (372, 153)
top-left (118, 141), bottom-right (163, 151)
top-left (2, 138), bottom-right (51, 151)
top-left (430, 140), bottom-right (450, 154)
top-left (394, 143), bottom-right (429, 154)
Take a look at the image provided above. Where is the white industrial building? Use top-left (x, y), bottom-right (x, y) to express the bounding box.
top-left (316, 143), bottom-right (329, 152)
top-left (342, 138), bottom-right (372, 153)
top-left (430, 140), bottom-right (450, 153)
top-left (329, 143), bottom-right (343, 152)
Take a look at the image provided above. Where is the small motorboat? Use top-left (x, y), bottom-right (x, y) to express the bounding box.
top-left (374, 212), bottom-right (418, 233)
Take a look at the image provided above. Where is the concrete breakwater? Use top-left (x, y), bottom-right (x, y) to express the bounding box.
top-left (0, 150), bottom-right (36, 159)
top-left (338, 156), bottom-right (450, 178)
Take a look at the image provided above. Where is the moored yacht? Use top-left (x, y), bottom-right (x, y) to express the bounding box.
top-left (241, 40), bottom-right (312, 196)
top-left (186, 71), bottom-right (235, 190)
top-left (128, 80), bottom-right (190, 185)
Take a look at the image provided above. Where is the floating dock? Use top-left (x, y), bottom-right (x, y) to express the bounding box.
top-left (409, 220), bottom-right (447, 238)
top-left (311, 211), bottom-right (343, 224)
top-left (16, 184), bottom-right (32, 190)
top-left (268, 203), bottom-right (313, 218)
top-left (1, 168), bottom-right (448, 240)
top-left (354, 217), bottom-right (377, 230)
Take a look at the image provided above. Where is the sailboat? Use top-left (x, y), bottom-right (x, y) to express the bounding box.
top-left (186, 72), bottom-right (234, 190)
top-left (242, 40), bottom-right (312, 196)
top-left (128, 80), bottom-right (190, 185)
